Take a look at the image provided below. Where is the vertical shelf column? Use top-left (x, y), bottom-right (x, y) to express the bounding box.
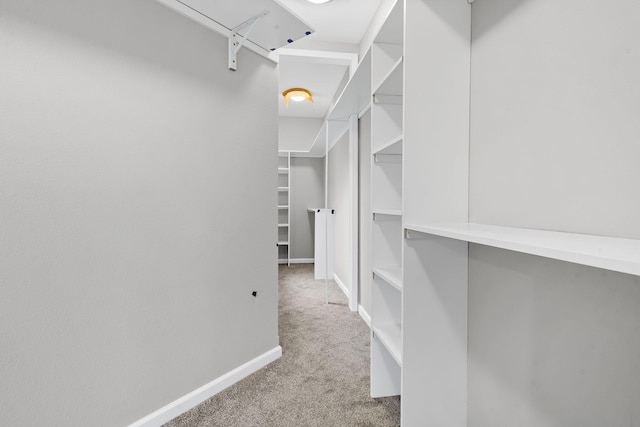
top-left (369, 0), bottom-right (404, 400)
top-left (401, 0), bottom-right (471, 425)
top-left (277, 151), bottom-right (291, 265)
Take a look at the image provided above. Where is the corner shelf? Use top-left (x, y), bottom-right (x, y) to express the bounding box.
top-left (405, 222), bottom-right (640, 277)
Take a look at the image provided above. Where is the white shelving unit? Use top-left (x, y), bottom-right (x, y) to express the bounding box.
top-left (401, 0), bottom-right (471, 424)
top-left (406, 222), bottom-right (640, 277)
top-left (154, 0), bottom-right (314, 62)
top-left (278, 151), bottom-right (290, 265)
top-left (370, 0), bottom-right (404, 400)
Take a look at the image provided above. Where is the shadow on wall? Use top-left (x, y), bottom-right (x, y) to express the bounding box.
top-left (420, 0), bottom-right (531, 42)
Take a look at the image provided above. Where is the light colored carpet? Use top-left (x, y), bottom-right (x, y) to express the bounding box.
top-left (164, 263), bottom-right (400, 427)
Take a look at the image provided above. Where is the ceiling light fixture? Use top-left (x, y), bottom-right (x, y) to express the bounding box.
top-left (282, 88), bottom-right (313, 106)
top-left (305, 0), bottom-right (332, 4)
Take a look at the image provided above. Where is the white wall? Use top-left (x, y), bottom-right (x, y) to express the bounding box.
top-left (468, 246), bottom-right (640, 426)
top-left (327, 131), bottom-right (351, 291)
top-left (470, 0), bottom-right (640, 239)
top-left (278, 117), bottom-right (324, 152)
top-left (468, 0), bottom-right (640, 425)
top-left (0, 1), bottom-right (278, 426)
top-left (290, 157), bottom-right (325, 261)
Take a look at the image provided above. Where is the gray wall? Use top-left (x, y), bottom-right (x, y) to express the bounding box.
top-left (290, 157), bottom-right (325, 261)
top-left (358, 108), bottom-right (372, 316)
top-left (327, 132), bottom-right (351, 288)
top-left (0, 1), bottom-right (278, 426)
top-left (468, 0), bottom-right (640, 425)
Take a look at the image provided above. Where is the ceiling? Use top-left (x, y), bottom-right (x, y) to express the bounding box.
top-left (278, 56), bottom-right (350, 118)
top-left (276, 0), bottom-right (383, 118)
top-left (278, 0), bottom-right (383, 44)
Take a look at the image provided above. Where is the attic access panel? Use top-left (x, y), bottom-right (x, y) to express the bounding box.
top-left (171, 0), bottom-right (314, 52)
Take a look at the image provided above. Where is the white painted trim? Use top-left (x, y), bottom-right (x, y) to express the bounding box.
top-left (348, 114), bottom-right (359, 313)
top-left (333, 273), bottom-right (350, 299)
top-left (128, 346), bottom-right (282, 427)
top-left (289, 258), bottom-right (314, 264)
top-left (358, 305), bottom-right (371, 328)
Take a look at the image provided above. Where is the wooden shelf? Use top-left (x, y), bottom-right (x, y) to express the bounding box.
top-left (373, 324), bottom-right (402, 366)
top-left (373, 56), bottom-right (403, 96)
top-left (373, 267), bottom-right (402, 291)
top-left (405, 223), bottom-right (640, 277)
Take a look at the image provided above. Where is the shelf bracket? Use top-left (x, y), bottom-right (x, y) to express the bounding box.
top-left (373, 94), bottom-right (403, 105)
top-left (405, 228), bottom-right (430, 240)
top-left (228, 10), bottom-right (270, 71)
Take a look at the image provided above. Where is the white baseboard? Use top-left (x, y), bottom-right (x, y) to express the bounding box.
top-left (333, 273), bottom-right (350, 298)
top-left (358, 305), bottom-right (371, 328)
top-left (128, 346), bottom-right (282, 427)
top-left (278, 258), bottom-right (314, 265)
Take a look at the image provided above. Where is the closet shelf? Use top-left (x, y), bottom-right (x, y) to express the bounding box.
top-left (278, 205), bottom-right (289, 209)
top-left (373, 56), bottom-right (403, 97)
top-left (278, 168), bottom-right (289, 174)
top-left (277, 241), bottom-right (289, 246)
top-left (373, 267), bottom-right (402, 291)
top-left (405, 222), bottom-right (640, 277)
top-left (373, 209), bottom-right (402, 217)
top-left (278, 224), bottom-right (289, 227)
top-left (327, 49), bottom-right (372, 121)
top-left (372, 324), bottom-right (402, 366)
top-left (155, 0), bottom-right (313, 53)
top-left (373, 134), bottom-right (403, 156)
top-left (278, 187), bottom-right (289, 191)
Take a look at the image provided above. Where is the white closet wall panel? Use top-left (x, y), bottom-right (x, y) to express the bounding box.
top-left (468, 245), bottom-right (640, 427)
top-left (470, 0), bottom-right (640, 239)
top-left (403, 0), bottom-right (470, 227)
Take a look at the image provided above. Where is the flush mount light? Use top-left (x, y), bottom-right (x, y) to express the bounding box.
top-left (306, 0), bottom-right (333, 3)
top-left (282, 88), bottom-right (313, 106)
